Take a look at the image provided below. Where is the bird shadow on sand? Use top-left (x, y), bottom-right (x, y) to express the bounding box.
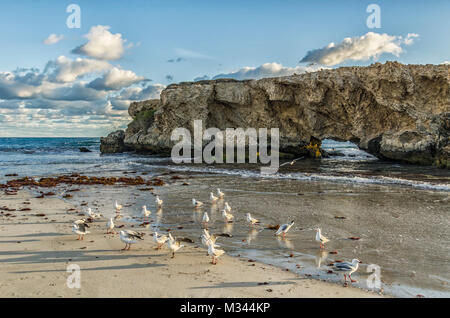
top-left (11, 262), bottom-right (164, 274)
top-left (0, 232), bottom-right (70, 238)
top-left (190, 280), bottom-right (296, 289)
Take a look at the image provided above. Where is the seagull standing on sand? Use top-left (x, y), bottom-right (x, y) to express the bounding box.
top-left (72, 219), bottom-right (89, 240)
top-left (275, 221), bottom-right (295, 237)
top-left (224, 202), bottom-right (232, 213)
top-left (210, 192), bottom-right (218, 203)
top-left (167, 233), bottom-right (184, 258)
top-left (115, 201), bottom-right (122, 212)
top-left (106, 217), bottom-right (115, 234)
top-left (246, 213), bottom-right (260, 227)
top-left (119, 230), bottom-right (144, 250)
top-left (202, 229), bottom-right (220, 248)
top-left (315, 228), bottom-right (329, 249)
top-left (333, 259), bottom-right (361, 285)
top-left (153, 231), bottom-right (168, 249)
top-left (192, 198), bottom-right (204, 208)
top-left (207, 240), bottom-right (225, 265)
top-left (222, 209), bottom-right (234, 223)
top-left (202, 212), bottom-right (210, 224)
top-left (141, 205), bottom-right (151, 220)
top-left (84, 207), bottom-right (101, 219)
top-left (155, 195), bottom-right (163, 208)
top-left (217, 188), bottom-right (225, 199)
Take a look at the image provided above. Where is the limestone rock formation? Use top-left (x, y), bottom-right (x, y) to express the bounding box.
top-left (100, 130), bottom-right (129, 153)
top-left (111, 62), bottom-right (449, 167)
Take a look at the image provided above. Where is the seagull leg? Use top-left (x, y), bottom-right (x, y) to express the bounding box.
top-left (121, 244), bottom-right (128, 251)
top-left (349, 274), bottom-right (357, 283)
top-left (171, 252), bottom-right (175, 258)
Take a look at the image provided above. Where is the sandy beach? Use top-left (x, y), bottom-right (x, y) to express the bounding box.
top-left (0, 189), bottom-right (384, 298)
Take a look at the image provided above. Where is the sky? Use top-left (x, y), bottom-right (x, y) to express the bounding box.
top-left (0, 0), bottom-right (449, 137)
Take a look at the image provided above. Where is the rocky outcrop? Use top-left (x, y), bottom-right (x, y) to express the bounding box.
top-left (100, 130), bottom-right (129, 153)
top-left (116, 62), bottom-right (449, 167)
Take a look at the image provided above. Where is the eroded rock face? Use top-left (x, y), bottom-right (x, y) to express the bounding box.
top-left (100, 130), bottom-right (129, 153)
top-left (122, 62), bottom-right (449, 167)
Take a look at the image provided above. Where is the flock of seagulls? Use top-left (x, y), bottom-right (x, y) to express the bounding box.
top-left (70, 188), bottom-right (360, 284)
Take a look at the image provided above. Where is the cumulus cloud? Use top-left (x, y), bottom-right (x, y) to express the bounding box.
top-left (441, 61), bottom-right (450, 65)
top-left (108, 83), bottom-right (165, 110)
top-left (72, 25), bottom-right (126, 60)
top-left (88, 67), bottom-right (147, 91)
top-left (300, 32), bottom-right (419, 66)
top-left (211, 62), bottom-right (326, 80)
top-left (44, 56), bottom-right (112, 83)
top-left (43, 34), bottom-right (64, 45)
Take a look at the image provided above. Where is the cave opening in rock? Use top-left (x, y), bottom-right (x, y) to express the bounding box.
top-left (321, 139), bottom-right (377, 161)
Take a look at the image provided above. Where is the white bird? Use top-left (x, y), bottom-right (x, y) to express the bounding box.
top-left (202, 229), bottom-right (220, 248)
top-left (202, 212), bottom-right (210, 224)
top-left (279, 156), bottom-right (305, 167)
top-left (155, 195), bottom-right (163, 208)
top-left (115, 201), bottom-right (122, 212)
top-left (119, 230), bottom-right (143, 250)
top-left (210, 192), bottom-right (218, 203)
top-left (207, 240), bottom-right (225, 264)
top-left (224, 202), bottom-right (232, 212)
top-left (84, 207), bottom-right (101, 219)
top-left (217, 188), bottom-right (225, 199)
top-left (315, 228), bottom-right (329, 248)
top-left (192, 198), bottom-right (203, 208)
top-left (72, 219), bottom-right (89, 240)
top-left (106, 217), bottom-right (115, 234)
top-left (275, 220), bottom-right (295, 237)
top-left (167, 233), bottom-right (184, 258)
top-left (141, 205), bottom-right (151, 219)
top-left (221, 209), bottom-right (234, 223)
top-left (153, 231), bottom-right (168, 249)
top-left (332, 259), bottom-right (361, 285)
top-left (246, 213), bottom-right (260, 227)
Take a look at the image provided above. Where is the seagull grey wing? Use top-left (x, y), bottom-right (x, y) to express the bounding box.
top-left (334, 262), bottom-right (353, 271)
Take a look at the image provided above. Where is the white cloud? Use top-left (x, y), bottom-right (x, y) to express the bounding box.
top-left (44, 56), bottom-right (112, 83)
top-left (211, 62), bottom-right (327, 80)
top-left (175, 48), bottom-right (213, 60)
top-left (441, 61), bottom-right (450, 65)
top-left (108, 83), bottom-right (165, 110)
top-left (88, 67), bottom-right (147, 91)
top-left (43, 34), bottom-right (64, 45)
top-left (300, 32), bottom-right (419, 66)
top-left (72, 25), bottom-right (126, 60)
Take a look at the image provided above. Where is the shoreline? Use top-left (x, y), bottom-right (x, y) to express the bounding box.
top-left (0, 188), bottom-right (384, 298)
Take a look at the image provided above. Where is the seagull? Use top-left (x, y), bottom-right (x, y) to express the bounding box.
top-left (106, 217), bottom-right (115, 234)
top-left (202, 212), bottom-right (210, 224)
top-left (315, 228), bottom-right (329, 249)
top-left (224, 202), bottom-right (232, 212)
top-left (155, 195), bottom-right (163, 208)
top-left (217, 188), bottom-right (225, 199)
top-left (221, 209), bottom-right (234, 223)
top-left (153, 231), bottom-right (168, 249)
top-left (84, 207), bottom-right (101, 219)
top-left (246, 213), bottom-right (260, 227)
top-left (115, 201), bottom-right (122, 212)
top-left (202, 229), bottom-right (220, 248)
top-left (279, 156), bottom-right (305, 167)
top-left (141, 205), bottom-right (151, 220)
top-left (332, 259), bottom-right (361, 285)
top-left (275, 220), bottom-right (295, 237)
top-left (192, 198), bottom-right (203, 208)
top-left (210, 192), bottom-right (218, 203)
top-left (72, 219), bottom-right (89, 240)
top-left (119, 230), bottom-right (144, 250)
top-left (207, 240), bottom-right (225, 265)
top-left (167, 233), bottom-right (184, 258)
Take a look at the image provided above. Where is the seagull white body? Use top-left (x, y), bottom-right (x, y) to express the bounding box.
top-left (217, 188), bottom-right (224, 199)
top-left (224, 202), bottom-right (232, 212)
top-left (246, 213), bottom-right (259, 226)
top-left (106, 217), bottom-right (114, 234)
top-left (315, 228), bottom-right (329, 248)
top-left (119, 230), bottom-right (143, 250)
top-left (72, 219), bottom-right (89, 240)
top-left (221, 209), bottom-right (234, 223)
top-left (202, 229), bottom-right (220, 248)
top-left (84, 207), bottom-right (101, 219)
top-left (115, 201), bottom-right (122, 211)
top-left (202, 212), bottom-right (210, 224)
top-left (167, 234), bottom-right (184, 258)
top-left (192, 198), bottom-right (203, 208)
top-left (207, 240), bottom-right (225, 264)
top-left (153, 231), bottom-right (168, 249)
top-left (275, 221), bottom-right (295, 237)
top-left (333, 259), bottom-right (361, 285)
top-left (210, 192), bottom-right (218, 203)
top-left (141, 205), bottom-right (151, 219)
top-left (155, 195), bottom-right (163, 207)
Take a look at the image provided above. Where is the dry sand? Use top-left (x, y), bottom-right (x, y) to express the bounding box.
top-left (0, 190), bottom-right (384, 298)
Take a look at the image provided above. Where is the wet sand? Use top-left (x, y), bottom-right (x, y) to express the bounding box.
top-left (0, 189), bottom-right (383, 298)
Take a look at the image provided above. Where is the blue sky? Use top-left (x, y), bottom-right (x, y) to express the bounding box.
top-left (0, 0), bottom-right (448, 136)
